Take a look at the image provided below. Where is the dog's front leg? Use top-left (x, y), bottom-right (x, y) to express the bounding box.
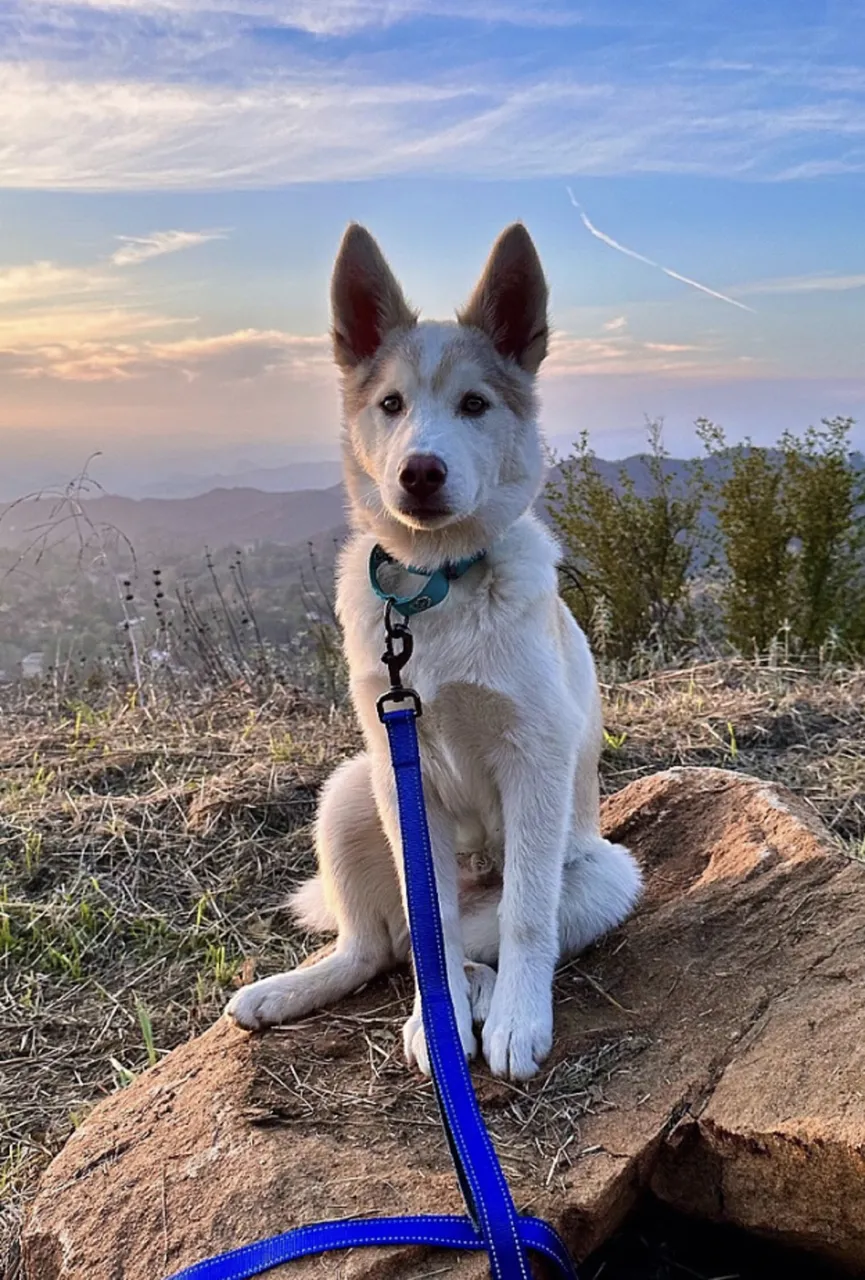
top-left (483, 744), bottom-right (572, 1080)
top-left (370, 755), bottom-right (476, 1075)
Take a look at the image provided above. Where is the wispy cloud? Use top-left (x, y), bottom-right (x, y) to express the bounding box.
top-left (543, 329), bottom-right (746, 380)
top-left (26, 0), bottom-right (590, 36)
top-left (0, 63), bottom-right (487, 190)
top-left (0, 306), bottom-right (195, 353)
top-left (1, 43), bottom-right (864, 191)
top-left (0, 304), bottom-right (332, 382)
top-left (733, 272), bottom-right (865, 297)
top-left (643, 341), bottom-right (701, 353)
top-left (0, 261), bottom-right (116, 305)
top-left (0, 229), bottom-right (331, 385)
top-left (566, 188), bottom-right (755, 313)
top-left (2, 283), bottom-right (735, 385)
top-left (602, 315), bottom-right (628, 332)
top-left (111, 229), bottom-right (229, 267)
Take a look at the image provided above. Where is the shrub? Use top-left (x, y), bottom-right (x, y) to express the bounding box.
top-left (699, 416), bottom-right (865, 655)
top-left (547, 420), bottom-right (710, 662)
top-left (696, 420), bottom-right (792, 653)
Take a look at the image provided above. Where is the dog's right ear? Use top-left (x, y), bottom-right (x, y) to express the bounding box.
top-left (331, 224), bottom-right (416, 371)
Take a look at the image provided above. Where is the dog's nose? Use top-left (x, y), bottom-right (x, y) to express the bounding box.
top-left (399, 454), bottom-right (448, 501)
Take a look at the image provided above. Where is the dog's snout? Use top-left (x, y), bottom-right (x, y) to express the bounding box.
top-left (399, 454), bottom-right (448, 502)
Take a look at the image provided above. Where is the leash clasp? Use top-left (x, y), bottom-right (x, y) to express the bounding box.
top-left (377, 600), bottom-right (423, 721)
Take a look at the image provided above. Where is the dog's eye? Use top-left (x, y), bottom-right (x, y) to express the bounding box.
top-left (380, 393), bottom-right (404, 416)
top-left (459, 393), bottom-right (489, 417)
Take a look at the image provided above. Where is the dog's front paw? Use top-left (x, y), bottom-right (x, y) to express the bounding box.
top-left (225, 972), bottom-right (313, 1030)
top-left (403, 996), bottom-right (477, 1076)
top-left (481, 991), bottom-right (553, 1081)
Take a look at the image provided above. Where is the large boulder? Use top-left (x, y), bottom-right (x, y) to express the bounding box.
top-left (22, 768), bottom-right (865, 1279)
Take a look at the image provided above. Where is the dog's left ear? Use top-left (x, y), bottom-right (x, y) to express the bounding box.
top-left (458, 223), bottom-right (548, 374)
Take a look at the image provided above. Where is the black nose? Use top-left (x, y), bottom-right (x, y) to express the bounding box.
top-left (399, 454), bottom-right (448, 502)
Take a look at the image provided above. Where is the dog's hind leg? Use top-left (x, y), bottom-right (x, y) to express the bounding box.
top-left (557, 838), bottom-right (642, 957)
top-left (227, 753), bottom-right (406, 1031)
top-left (459, 755), bottom-right (642, 1023)
top-left (459, 835), bottom-right (641, 969)
top-left (558, 745), bottom-right (642, 956)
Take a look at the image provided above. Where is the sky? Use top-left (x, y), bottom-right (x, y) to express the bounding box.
top-left (1, 0), bottom-right (864, 493)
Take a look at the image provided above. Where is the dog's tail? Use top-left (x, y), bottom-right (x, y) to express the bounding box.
top-left (289, 876), bottom-right (338, 934)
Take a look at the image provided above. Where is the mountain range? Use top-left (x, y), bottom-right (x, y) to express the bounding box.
top-left (3, 450), bottom-right (860, 558)
top-left (0, 484), bottom-right (347, 554)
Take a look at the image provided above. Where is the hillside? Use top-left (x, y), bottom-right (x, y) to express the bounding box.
top-left (0, 453), bottom-right (708, 560)
top-left (3, 439), bottom-right (861, 683)
top-left (1, 659), bottom-right (863, 1277)
top-left (10, 446), bottom-right (853, 560)
top-left (142, 460), bottom-right (344, 499)
top-left (0, 484), bottom-right (347, 554)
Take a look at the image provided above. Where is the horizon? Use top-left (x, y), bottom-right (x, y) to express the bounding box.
top-left (1, 0), bottom-right (863, 497)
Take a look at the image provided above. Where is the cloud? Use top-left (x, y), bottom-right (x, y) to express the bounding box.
top-left (1, 322), bottom-right (332, 384)
top-left (19, 0), bottom-right (590, 36)
top-left (0, 230), bottom-right (332, 385)
top-left (0, 63), bottom-right (489, 190)
top-left (0, 305), bottom-right (194, 350)
top-left (146, 330), bottom-right (331, 381)
top-left (602, 315), bottom-right (628, 332)
top-left (643, 341), bottom-right (701, 353)
top-left (1, 292), bottom-right (733, 385)
top-left (543, 330), bottom-right (747, 379)
top-left (0, 261), bottom-right (117, 305)
top-left (733, 272), bottom-right (865, 297)
top-left (1, 45), bottom-right (864, 190)
top-left (111, 229), bottom-right (229, 267)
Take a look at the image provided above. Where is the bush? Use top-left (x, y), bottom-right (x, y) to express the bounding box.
top-left (696, 420), bottom-right (793, 653)
top-left (782, 417), bottom-right (865, 652)
top-left (547, 420), bottom-right (710, 662)
top-left (699, 416), bottom-right (865, 655)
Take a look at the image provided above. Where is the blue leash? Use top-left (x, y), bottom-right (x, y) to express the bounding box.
top-left (166, 606), bottom-right (578, 1280)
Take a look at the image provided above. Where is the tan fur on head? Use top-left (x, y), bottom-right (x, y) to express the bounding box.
top-left (331, 223), bottom-right (418, 371)
top-left (457, 223), bottom-right (549, 375)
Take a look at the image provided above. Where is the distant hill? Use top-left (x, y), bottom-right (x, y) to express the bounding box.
top-left (140, 460), bottom-right (344, 499)
top-left (4, 448), bottom-right (861, 559)
top-left (0, 458), bottom-right (653, 558)
top-left (0, 484), bottom-right (347, 554)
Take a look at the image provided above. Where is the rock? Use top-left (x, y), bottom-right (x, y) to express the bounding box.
top-left (22, 767), bottom-right (865, 1280)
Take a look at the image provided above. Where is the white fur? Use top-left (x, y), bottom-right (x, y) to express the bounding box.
top-left (226, 224), bottom-right (642, 1081)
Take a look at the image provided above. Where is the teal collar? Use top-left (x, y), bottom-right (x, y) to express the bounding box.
top-left (369, 544), bottom-right (486, 618)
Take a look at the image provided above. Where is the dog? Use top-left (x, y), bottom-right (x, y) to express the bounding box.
top-left (226, 222), bottom-right (642, 1081)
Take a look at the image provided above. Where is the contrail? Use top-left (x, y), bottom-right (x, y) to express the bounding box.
top-left (566, 187), bottom-right (755, 313)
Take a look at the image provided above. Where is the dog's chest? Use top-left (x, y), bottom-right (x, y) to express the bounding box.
top-left (414, 678), bottom-right (513, 844)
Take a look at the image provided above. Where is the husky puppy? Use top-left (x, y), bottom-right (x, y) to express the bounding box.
top-left (227, 223), bottom-right (642, 1081)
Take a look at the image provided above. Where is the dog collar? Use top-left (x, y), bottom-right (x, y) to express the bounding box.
top-left (368, 544), bottom-right (486, 618)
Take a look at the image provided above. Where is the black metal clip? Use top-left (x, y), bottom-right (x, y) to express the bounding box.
top-left (377, 600), bottom-right (423, 721)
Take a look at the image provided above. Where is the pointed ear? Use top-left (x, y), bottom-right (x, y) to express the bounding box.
top-left (458, 223), bottom-right (548, 374)
top-left (330, 224), bottom-right (416, 371)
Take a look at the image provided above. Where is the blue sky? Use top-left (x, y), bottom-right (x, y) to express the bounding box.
top-left (1, 0), bottom-right (864, 488)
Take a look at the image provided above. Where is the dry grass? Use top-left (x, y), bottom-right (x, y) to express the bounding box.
top-left (1, 656), bottom-right (864, 1276)
top-left (600, 656), bottom-right (865, 850)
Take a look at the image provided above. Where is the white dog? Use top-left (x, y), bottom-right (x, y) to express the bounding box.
top-left (227, 222), bottom-right (642, 1081)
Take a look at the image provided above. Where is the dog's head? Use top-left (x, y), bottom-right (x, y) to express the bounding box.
top-left (331, 222), bottom-right (549, 565)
